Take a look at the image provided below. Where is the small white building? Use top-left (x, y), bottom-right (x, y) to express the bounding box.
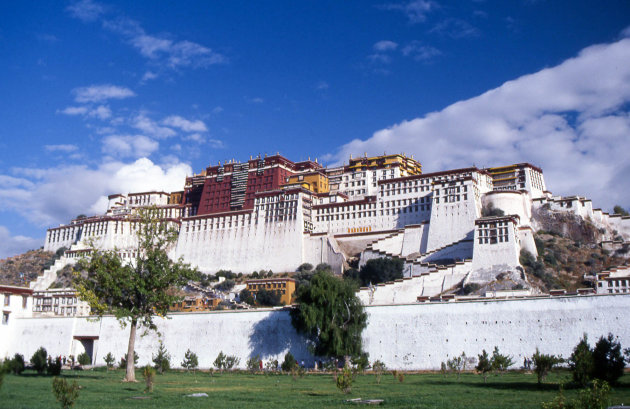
top-left (1, 285), bottom-right (33, 325)
top-left (32, 288), bottom-right (90, 317)
top-left (596, 265), bottom-right (630, 294)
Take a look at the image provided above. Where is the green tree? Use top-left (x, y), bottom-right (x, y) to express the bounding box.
top-left (532, 349), bottom-right (562, 385)
top-left (52, 377), bottom-right (80, 409)
top-left (569, 334), bottom-right (594, 387)
top-left (239, 289), bottom-right (256, 305)
top-left (31, 347), bottom-right (48, 375)
top-left (476, 350), bottom-right (492, 383)
top-left (7, 353), bottom-right (25, 375)
top-left (181, 349), bottom-right (199, 373)
top-left (73, 208), bottom-right (199, 382)
top-left (356, 258), bottom-right (403, 287)
top-left (592, 333), bottom-right (625, 384)
top-left (256, 289), bottom-right (282, 306)
top-left (77, 352), bottom-right (91, 366)
top-left (613, 205), bottom-right (629, 216)
top-left (491, 346), bottom-right (514, 374)
top-left (152, 342), bottom-right (171, 374)
top-left (214, 351), bottom-right (227, 372)
top-left (103, 353), bottom-right (115, 370)
top-left (281, 352), bottom-right (297, 372)
top-left (291, 271), bottom-right (368, 365)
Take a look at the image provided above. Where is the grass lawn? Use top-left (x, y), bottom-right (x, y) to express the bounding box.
top-left (1, 368), bottom-right (630, 409)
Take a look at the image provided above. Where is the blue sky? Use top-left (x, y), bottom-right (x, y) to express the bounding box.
top-left (1, 0), bottom-right (630, 258)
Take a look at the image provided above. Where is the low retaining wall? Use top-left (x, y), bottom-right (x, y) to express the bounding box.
top-left (2, 294), bottom-right (629, 370)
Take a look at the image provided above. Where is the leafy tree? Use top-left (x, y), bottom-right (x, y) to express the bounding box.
top-left (31, 347), bottom-right (48, 375)
top-left (181, 349), bottom-right (199, 373)
top-left (291, 271), bottom-right (368, 364)
top-left (613, 205), bottom-right (629, 217)
top-left (256, 289), bottom-right (282, 306)
top-left (356, 258), bottom-right (403, 287)
top-left (52, 377), bottom-right (80, 409)
top-left (336, 364), bottom-right (355, 394)
top-left (152, 342), bottom-right (171, 374)
top-left (214, 279), bottom-right (235, 292)
top-left (224, 355), bottom-right (240, 370)
top-left (372, 360), bottom-right (386, 384)
top-left (476, 350), bottom-right (492, 383)
top-left (103, 353), bottom-right (115, 370)
top-left (246, 355), bottom-right (261, 373)
top-left (592, 333), bottom-right (625, 384)
top-left (77, 352), bottom-right (91, 366)
top-left (214, 351), bottom-right (227, 372)
top-left (532, 349), bottom-right (562, 385)
top-left (74, 208), bottom-right (199, 382)
top-left (143, 365), bottom-right (156, 393)
top-left (281, 352), bottom-right (297, 372)
top-left (47, 356), bottom-right (62, 376)
top-left (491, 346), bottom-right (514, 374)
top-left (569, 334), bottom-right (594, 387)
top-left (447, 352), bottom-right (468, 379)
top-left (7, 353), bottom-right (25, 375)
top-left (239, 289), bottom-right (255, 305)
top-left (297, 263), bottom-right (313, 273)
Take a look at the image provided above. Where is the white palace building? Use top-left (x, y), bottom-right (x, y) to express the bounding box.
top-left (38, 154), bottom-right (630, 300)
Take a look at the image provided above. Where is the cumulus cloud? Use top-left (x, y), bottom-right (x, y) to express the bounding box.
top-left (0, 226), bottom-right (43, 259)
top-left (59, 106), bottom-right (88, 116)
top-left (44, 144), bottom-right (79, 153)
top-left (379, 0), bottom-right (436, 24)
top-left (162, 115), bottom-right (207, 132)
top-left (373, 40), bottom-right (399, 52)
top-left (131, 113), bottom-right (176, 138)
top-left (141, 71), bottom-right (159, 82)
top-left (0, 158), bottom-right (192, 228)
top-left (73, 84), bottom-right (135, 103)
top-left (430, 18), bottom-right (480, 39)
top-left (329, 38), bottom-right (630, 211)
top-left (102, 134), bottom-right (159, 158)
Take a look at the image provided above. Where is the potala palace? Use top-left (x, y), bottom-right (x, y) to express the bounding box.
top-left (3, 153), bottom-right (630, 370)
top-left (39, 153), bottom-right (630, 299)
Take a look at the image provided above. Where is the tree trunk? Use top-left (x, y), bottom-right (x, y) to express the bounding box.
top-left (124, 319), bottom-right (137, 382)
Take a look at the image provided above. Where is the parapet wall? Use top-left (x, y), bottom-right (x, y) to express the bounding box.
top-left (3, 294), bottom-right (628, 370)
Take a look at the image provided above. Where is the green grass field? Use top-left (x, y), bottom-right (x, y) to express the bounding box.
top-left (2, 368), bottom-right (630, 409)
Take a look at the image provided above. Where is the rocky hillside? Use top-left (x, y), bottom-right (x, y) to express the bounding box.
top-left (0, 249), bottom-right (58, 287)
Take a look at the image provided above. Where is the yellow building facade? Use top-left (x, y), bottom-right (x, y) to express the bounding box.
top-left (245, 278), bottom-right (296, 305)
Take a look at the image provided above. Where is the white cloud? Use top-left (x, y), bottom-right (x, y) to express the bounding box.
top-left (430, 18), bottom-right (480, 39)
top-left (44, 144), bottom-right (79, 153)
top-left (59, 106), bottom-right (88, 116)
top-left (66, 0), bottom-right (105, 22)
top-left (131, 113), bottom-right (176, 138)
top-left (212, 106), bottom-right (224, 114)
top-left (88, 105), bottom-right (112, 120)
top-left (316, 81), bottom-right (329, 90)
top-left (102, 17), bottom-right (226, 69)
top-left (379, 0), bottom-right (436, 24)
top-left (162, 115), bottom-right (207, 132)
top-left (368, 53), bottom-right (392, 64)
top-left (330, 38), bottom-right (630, 211)
top-left (73, 84), bottom-right (135, 103)
top-left (245, 97), bottom-right (264, 104)
top-left (0, 226), bottom-right (42, 259)
top-left (102, 135), bottom-right (159, 158)
top-left (141, 71), bottom-right (159, 82)
top-left (373, 40), bottom-right (398, 52)
top-left (621, 25), bottom-right (630, 38)
top-left (0, 159), bottom-right (192, 228)
top-left (401, 41), bottom-right (441, 61)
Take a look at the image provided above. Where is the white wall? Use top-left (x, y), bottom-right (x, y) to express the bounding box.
top-left (4, 295), bottom-right (629, 370)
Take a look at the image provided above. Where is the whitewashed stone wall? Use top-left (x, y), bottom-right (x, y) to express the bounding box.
top-left (4, 295), bottom-right (628, 370)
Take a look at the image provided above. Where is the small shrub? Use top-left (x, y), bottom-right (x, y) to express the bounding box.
top-left (47, 356), bottom-right (62, 376)
top-left (246, 355), bottom-right (261, 373)
top-left (77, 352), bottom-right (91, 366)
top-left (532, 348), bottom-right (562, 385)
top-left (0, 362), bottom-right (4, 391)
top-left (372, 360), bottom-right (386, 384)
top-left (52, 377), bottom-right (80, 409)
top-left (264, 359), bottom-right (278, 372)
top-left (181, 349), bottom-right (199, 373)
top-left (335, 364), bottom-right (354, 394)
top-left (213, 351), bottom-right (227, 371)
top-left (447, 352), bottom-right (467, 379)
top-left (476, 350), bottom-right (492, 383)
top-left (490, 346), bottom-right (514, 374)
top-left (281, 352), bottom-right (297, 372)
top-left (143, 365), bottom-right (156, 393)
top-left (103, 353), bottom-right (115, 370)
top-left (224, 355), bottom-right (240, 370)
top-left (351, 353), bottom-right (370, 373)
top-left (152, 342), bottom-right (171, 374)
top-left (8, 353), bottom-right (25, 375)
top-left (397, 372), bottom-right (405, 383)
top-left (542, 380), bottom-right (611, 409)
top-left (440, 361), bottom-right (447, 378)
top-left (119, 352), bottom-right (139, 369)
top-left (32, 347), bottom-right (48, 375)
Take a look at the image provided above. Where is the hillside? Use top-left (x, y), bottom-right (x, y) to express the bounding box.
top-left (0, 249), bottom-right (58, 287)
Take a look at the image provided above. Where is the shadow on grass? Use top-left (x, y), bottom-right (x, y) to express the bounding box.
top-left (423, 378), bottom-right (562, 392)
